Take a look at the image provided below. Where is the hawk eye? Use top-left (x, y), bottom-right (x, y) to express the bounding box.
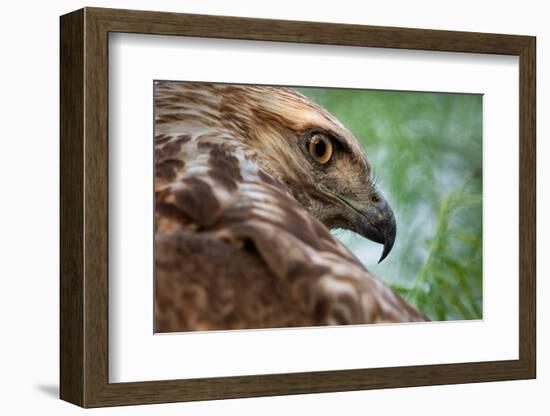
top-left (307, 133), bottom-right (334, 165)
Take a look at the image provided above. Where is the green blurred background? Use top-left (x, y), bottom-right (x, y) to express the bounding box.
top-left (297, 87), bottom-right (483, 321)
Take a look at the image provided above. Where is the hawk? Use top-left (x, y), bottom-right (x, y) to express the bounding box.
top-left (154, 81), bottom-right (427, 332)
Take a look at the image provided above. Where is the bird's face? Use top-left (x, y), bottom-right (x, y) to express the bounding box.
top-left (237, 87), bottom-right (397, 262)
top-left (297, 129), bottom-right (397, 263)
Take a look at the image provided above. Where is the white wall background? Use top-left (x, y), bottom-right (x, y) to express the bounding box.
top-left (0, 0), bottom-right (545, 414)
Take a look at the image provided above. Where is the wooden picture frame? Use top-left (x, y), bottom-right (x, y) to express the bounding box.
top-left (60, 7), bottom-right (536, 408)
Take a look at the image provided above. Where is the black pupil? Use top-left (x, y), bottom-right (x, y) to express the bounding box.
top-left (315, 139), bottom-right (327, 158)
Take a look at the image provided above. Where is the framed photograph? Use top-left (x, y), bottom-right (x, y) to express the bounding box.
top-left (60, 7), bottom-right (536, 407)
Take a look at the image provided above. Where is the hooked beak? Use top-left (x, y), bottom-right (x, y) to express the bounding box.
top-left (353, 195), bottom-right (396, 263)
top-left (323, 185), bottom-right (396, 263)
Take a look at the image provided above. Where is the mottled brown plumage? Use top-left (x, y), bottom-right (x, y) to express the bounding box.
top-left (154, 81), bottom-right (427, 332)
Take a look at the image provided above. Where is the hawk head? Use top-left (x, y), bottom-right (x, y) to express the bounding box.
top-left (217, 85), bottom-right (396, 262)
top-left (155, 83), bottom-right (396, 262)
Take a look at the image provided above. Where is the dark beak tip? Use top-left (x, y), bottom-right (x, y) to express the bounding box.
top-left (377, 217), bottom-right (396, 264)
top-left (378, 242), bottom-right (392, 263)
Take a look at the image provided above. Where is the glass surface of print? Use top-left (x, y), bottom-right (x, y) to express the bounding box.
top-left (154, 81), bottom-right (482, 333)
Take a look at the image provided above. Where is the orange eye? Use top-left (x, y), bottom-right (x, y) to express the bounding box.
top-left (307, 133), bottom-right (334, 164)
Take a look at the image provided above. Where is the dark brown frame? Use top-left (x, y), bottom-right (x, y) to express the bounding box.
top-left (60, 7), bottom-right (536, 408)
